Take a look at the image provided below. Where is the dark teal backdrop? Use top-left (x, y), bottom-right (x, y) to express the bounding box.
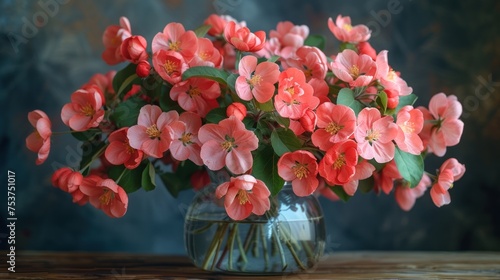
top-left (1, 0), bottom-right (499, 254)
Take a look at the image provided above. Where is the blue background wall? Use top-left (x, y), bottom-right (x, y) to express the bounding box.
top-left (1, 0), bottom-right (499, 254)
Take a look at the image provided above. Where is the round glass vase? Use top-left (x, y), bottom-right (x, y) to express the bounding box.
top-left (184, 172), bottom-right (326, 274)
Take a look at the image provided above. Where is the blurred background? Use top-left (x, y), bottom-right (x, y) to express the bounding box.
top-left (1, 0), bottom-right (499, 254)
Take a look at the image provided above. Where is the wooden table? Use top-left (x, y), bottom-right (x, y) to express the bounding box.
top-left (1, 251), bottom-right (499, 279)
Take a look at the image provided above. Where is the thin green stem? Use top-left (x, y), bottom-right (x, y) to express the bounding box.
top-left (201, 223), bottom-right (228, 270)
top-left (270, 222), bottom-right (287, 270)
top-left (78, 144), bottom-right (107, 172)
top-left (235, 226), bottom-right (247, 264)
top-left (227, 224), bottom-right (238, 270)
top-left (259, 224), bottom-right (269, 270)
top-left (211, 226), bottom-right (225, 271)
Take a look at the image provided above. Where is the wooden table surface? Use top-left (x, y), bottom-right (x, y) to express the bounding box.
top-left (1, 251), bottom-right (499, 279)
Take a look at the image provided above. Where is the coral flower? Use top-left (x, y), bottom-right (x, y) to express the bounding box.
top-left (61, 87), bottom-right (105, 132)
top-left (395, 173), bottom-right (431, 211)
top-left (375, 51), bottom-right (412, 96)
top-left (327, 15), bottom-right (371, 43)
top-left (395, 106), bottom-right (424, 155)
top-left (80, 177), bottom-right (129, 218)
top-left (121, 35), bottom-right (148, 64)
top-left (102, 17), bottom-right (132, 65)
top-left (274, 68), bottom-right (319, 119)
top-left (270, 21), bottom-right (309, 49)
top-left (105, 127), bottom-right (144, 169)
top-left (127, 105), bottom-right (177, 158)
top-left (285, 46), bottom-right (328, 80)
top-left (223, 21), bottom-right (266, 52)
top-left (199, 116), bottom-right (258, 174)
top-left (170, 77), bottom-right (221, 117)
top-left (152, 50), bottom-right (189, 85)
top-left (189, 37), bottom-right (223, 68)
top-left (152, 22), bottom-right (198, 62)
top-left (278, 150), bottom-right (319, 197)
top-left (51, 167), bottom-right (83, 193)
top-left (374, 160), bottom-right (401, 195)
top-left (204, 14), bottom-right (246, 37)
top-left (418, 93), bottom-right (464, 157)
top-left (318, 140), bottom-right (358, 186)
top-left (312, 103), bottom-right (356, 151)
top-left (169, 112), bottom-right (203, 166)
top-left (226, 102), bottom-right (247, 121)
top-left (26, 110), bottom-right (52, 165)
top-left (342, 160), bottom-right (375, 196)
top-left (355, 108), bottom-right (398, 163)
top-left (215, 175), bottom-right (270, 220)
top-left (86, 71), bottom-right (116, 97)
top-left (430, 158), bottom-right (465, 207)
top-left (330, 49), bottom-right (377, 87)
top-left (235, 55), bottom-right (280, 103)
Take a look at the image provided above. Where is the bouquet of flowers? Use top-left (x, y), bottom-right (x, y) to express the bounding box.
top-left (27, 13), bottom-right (465, 246)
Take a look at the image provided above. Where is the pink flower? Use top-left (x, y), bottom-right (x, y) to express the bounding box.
top-left (105, 127), bottom-right (144, 169)
top-left (308, 78), bottom-right (330, 104)
top-left (226, 102), bottom-right (247, 121)
top-left (235, 55), bottom-right (280, 103)
top-left (86, 71), bottom-right (116, 97)
top-left (136, 60), bottom-right (151, 78)
top-left (315, 179), bottom-right (340, 201)
top-left (330, 49), bottom-right (377, 87)
top-left (285, 46), bottom-right (328, 80)
top-left (169, 112), bottom-right (203, 166)
top-left (395, 106), bottom-right (424, 155)
top-left (189, 37), bottom-right (223, 68)
top-left (26, 110), bottom-right (52, 165)
top-left (328, 15), bottom-right (371, 43)
top-left (127, 105), bottom-right (177, 158)
top-left (318, 140), bottom-right (358, 186)
top-left (355, 108), bottom-right (398, 163)
top-left (312, 103), bottom-right (356, 151)
top-left (170, 78), bottom-right (221, 117)
top-left (224, 21), bottom-right (266, 52)
top-left (121, 35), bottom-right (148, 64)
top-left (51, 167), bottom-right (83, 193)
top-left (357, 41), bottom-right (376, 60)
top-left (270, 21), bottom-right (309, 49)
top-left (274, 68), bottom-right (319, 119)
top-left (199, 116), bottom-right (258, 174)
top-left (278, 151), bottom-right (319, 197)
top-left (152, 50), bottom-right (189, 85)
top-left (430, 158), bottom-right (465, 207)
top-left (102, 17), bottom-right (132, 65)
top-left (204, 14), bottom-right (246, 37)
top-left (80, 178), bottom-right (129, 218)
top-left (342, 160), bottom-right (375, 196)
top-left (215, 175), bottom-right (270, 220)
top-left (375, 51), bottom-right (412, 96)
top-left (152, 22), bottom-right (198, 62)
top-left (374, 160), bottom-right (401, 195)
top-left (61, 87), bottom-right (105, 131)
top-left (395, 174), bottom-right (431, 211)
top-left (297, 108), bottom-right (317, 133)
top-left (418, 93), bottom-right (464, 157)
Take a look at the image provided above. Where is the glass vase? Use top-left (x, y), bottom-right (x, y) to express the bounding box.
top-left (184, 171), bottom-right (326, 274)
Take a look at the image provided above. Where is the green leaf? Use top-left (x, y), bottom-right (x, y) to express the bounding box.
top-left (339, 42), bottom-right (357, 52)
top-left (376, 90), bottom-right (388, 113)
top-left (205, 107), bottom-right (227, 124)
top-left (159, 161), bottom-right (200, 197)
top-left (337, 88), bottom-right (364, 116)
top-left (226, 73), bottom-right (238, 93)
top-left (108, 161), bottom-right (147, 193)
top-left (252, 145), bottom-right (284, 196)
top-left (330, 186), bottom-right (352, 202)
top-left (274, 113), bottom-right (290, 129)
top-left (141, 161), bottom-right (156, 191)
top-left (109, 95), bottom-right (148, 128)
top-left (182, 66), bottom-right (229, 85)
top-left (267, 55), bottom-right (280, 63)
top-left (304, 34), bottom-right (326, 50)
top-left (395, 94), bottom-right (418, 113)
top-left (393, 147), bottom-right (424, 188)
top-left (113, 63), bottom-right (141, 98)
top-left (71, 130), bottom-right (100, 142)
top-left (256, 99), bottom-right (275, 112)
top-left (79, 141), bottom-right (106, 176)
top-left (194, 24), bottom-right (212, 37)
top-left (270, 128), bottom-right (303, 156)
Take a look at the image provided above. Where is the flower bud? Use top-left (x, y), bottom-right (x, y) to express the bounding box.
top-left (136, 60), bottom-right (151, 78)
top-left (226, 102), bottom-right (247, 121)
top-left (121, 35), bottom-right (148, 64)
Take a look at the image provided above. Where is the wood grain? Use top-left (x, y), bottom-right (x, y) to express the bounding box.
top-left (1, 251), bottom-right (499, 279)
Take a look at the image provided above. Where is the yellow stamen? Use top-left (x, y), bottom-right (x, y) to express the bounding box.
top-left (163, 60), bottom-right (177, 74)
top-left (188, 87), bottom-right (201, 97)
top-left (401, 121), bottom-right (415, 134)
top-left (99, 189), bottom-right (114, 205)
top-left (365, 129), bottom-right (380, 143)
top-left (387, 70), bottom-right (397, 81)
top-left (248, 74), bottom-right (262, 87)
top-left (198, 51), bottom-right (210, 60)
top-left (350, 65), bottom-right (360, 78)
top-left (236, 189), bottom-right (249, 205)
top-left (80, 104), bottom-right (95, 117)
top-left (285, 86), bottom-right (295, 95)
top-left (292, 163), bottom-right (309, 179)
top-left (124, 141), bottom-right (135, 154)
top-left (333, 154), bottom-right (346, 169)
top-left (221, 135), bottom-right (236, 152)
top-left (146, 124), bottom-right (161, 139)
top-left (169, 41), bottom-right (180, 51)
top-left (326, 122), bottom-right (343, 135)
top-left (179, 132), bottom-right (193, 146)
top-left (343, 23), bottom-right (353, 32)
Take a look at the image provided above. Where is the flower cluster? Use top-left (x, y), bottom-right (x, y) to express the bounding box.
top-left (27, 14), bottom-right (465, 219)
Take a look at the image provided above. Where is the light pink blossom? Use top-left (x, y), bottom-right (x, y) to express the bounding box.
top-left (328, 15), bottom-right (371, 43)
top-left (26, 110), bottom-right (52, 165)
top-left (330, 49), bottom-right (377, 87)
top-left (235, 55), bottom-right (279, 103)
